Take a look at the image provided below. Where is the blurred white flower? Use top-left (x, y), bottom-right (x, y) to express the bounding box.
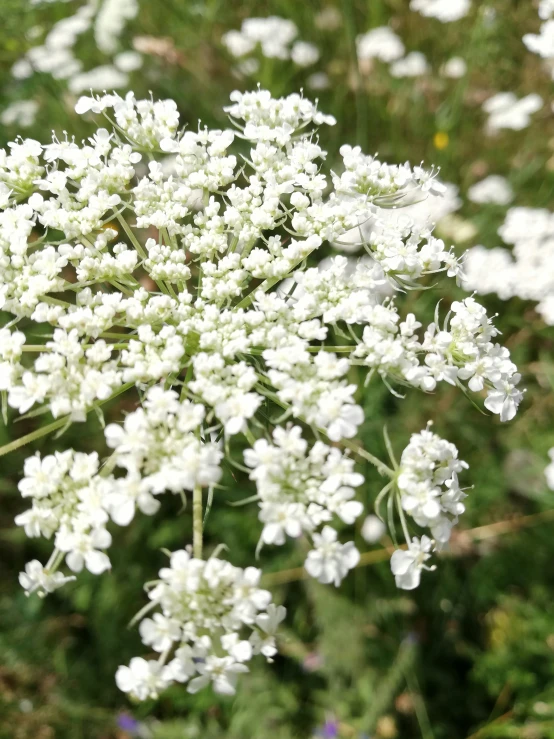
top-left (361, 514), bottom-right (386, 543)
top-left (223, 17), bottom-right (298, 60)
top-left (357, 27), bottom-right (405, 63)
top-left (0, 100), bottom-right (39, 128)
top-left (441, 56), bottom-right (467, 78)
top-left (390, 51), bottom-right (429, 77)
top-left (411, 0), bottom-right (471, 22)
top-left (68, 65), bottom-right (129, 93)
top-left (464, 207), bottom-right (554, 323)
top-left (483, 92), bottom-right (543, 132)
top-left (114, 50), bottom-right (143, 72)
top-left (291, 41), bottom-right (320, 67)
top-left (467, 175), bottom-right (513, 205)
top-left (307, 72), bottom-right (330, 90)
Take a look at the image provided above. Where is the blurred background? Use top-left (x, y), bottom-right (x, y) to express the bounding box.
top-left (1, 1), bottom-right (554, 737)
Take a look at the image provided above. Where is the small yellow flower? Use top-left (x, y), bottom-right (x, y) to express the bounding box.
top-left (434, 131), bottom-right (449, 150)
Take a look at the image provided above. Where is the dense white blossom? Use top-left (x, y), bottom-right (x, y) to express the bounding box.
top-left (2, 88), bottom-right (523, 701)
top-left (396, 427), bottom-right (469, 544)
top-left (337, 182), bottom-right (461, 248)
top-left (116, 552), bottom-right (283, 698)
top-left (95, 0), bottom-right (138, 55)
top-left (305, 526), bottom-right (360, 586)
top-left (245, 426), bottom-right (364, 552)
top-left (290, 41), bottom-right (320, 67)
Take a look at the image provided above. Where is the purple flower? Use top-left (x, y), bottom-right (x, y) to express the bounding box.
top-left (117, 713), bottom-right (139, 732)
top-left (322, 719), bottom-right (339, 738)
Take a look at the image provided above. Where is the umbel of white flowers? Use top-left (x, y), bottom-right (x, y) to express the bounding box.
top-left (0, 88), bottom-right (523, 700)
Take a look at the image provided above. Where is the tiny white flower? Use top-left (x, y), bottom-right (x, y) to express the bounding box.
top-left (304, 526), bottom-right (360, 586)
top-left (390, 536), bottom-right (435, 590)
top-left (19, 560), bottom-right (75, 595)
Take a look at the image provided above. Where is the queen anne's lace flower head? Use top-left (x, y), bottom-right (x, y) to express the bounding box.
top-left (2, 88), bottom-right (523, 700)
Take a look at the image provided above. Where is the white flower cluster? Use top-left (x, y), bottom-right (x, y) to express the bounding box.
top-left (245, 426), bottom-right (363, 585)
top-left (389, 426), bottom-right (469, 589)
top-left (397, 427), bottom-right (468, 544)
top-left (104, 387), bottom-right (222, 518)
top-left (410, 0), bottom-right (471, 23)
top-left (523, 0), bottom-right (554, 76)
top-left (14, 386), bottom-right (222, 596)
top-left (483, 93), bottom-right (543, 132)
top-left (222, 16), bottom-right (319, 74)
top-left (15, 449), bottom-right (113, 587)
top-left (464, 207), bottom-right (554, 325)
top-left (116, 551), bottom-right (286, 699)
top-left (10, 0), bottom-right (142, 103)
top-left (2, 88), bottom-right (523, 700)
top-left (351, 296), bottom-right (523, 422)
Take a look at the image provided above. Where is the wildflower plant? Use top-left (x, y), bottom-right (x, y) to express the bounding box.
top-left (0, 88), bottom-right (524, 701)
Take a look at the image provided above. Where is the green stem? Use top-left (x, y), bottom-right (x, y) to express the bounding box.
top-left (306, 345), bottom-right (355, 353)
top-left (0, 416), bottom-right (68, 458)
top-left (403, 666), bottom-right (435, 739)
top-left (236, 276), bottom-right (280, 310)
top-left (396, 493), bottom-right (412, 544)
top-left (0, 382), bottom-right (135, 458)
top-left (244, 426), bottom-right (257, 447)
top-left (340, 438), bottom-right (394, 478)
top-left (115, 211), bottom-right (148, 260)
top-left (193, 483), bottom-right (203, 559)
top-left (342, 0), bottom-right (367, 146)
